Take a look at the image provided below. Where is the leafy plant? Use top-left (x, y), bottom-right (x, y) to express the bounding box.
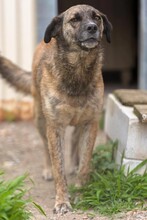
top-left (0, 172), bottom-right (46, 220)
top-left (70, 142), bottom-right (147, 216)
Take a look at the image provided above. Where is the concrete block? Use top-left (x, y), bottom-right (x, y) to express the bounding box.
top-left (123, 158), bottom-right (146, 175)
top-left (104, 94), bottom-right (147, 173)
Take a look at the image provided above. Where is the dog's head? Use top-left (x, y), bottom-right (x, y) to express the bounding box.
top-left (44, 5), bottom-right (112, 50)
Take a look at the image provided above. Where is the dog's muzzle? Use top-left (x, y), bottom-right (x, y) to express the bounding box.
top-left (78, 22), bottom-right (100, 49)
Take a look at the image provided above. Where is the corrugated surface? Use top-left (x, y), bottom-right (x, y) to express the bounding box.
top-left (0, 0), bottom-right (36, 102)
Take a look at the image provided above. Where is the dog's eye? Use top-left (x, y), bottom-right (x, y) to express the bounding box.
top-left (70, 18), bottom-right (79, 22)
top-left (92, 11), bottom-right (101, 22)
top-left (95, 15), bottom-right (101, 21)
top-left (70, 14), bottom-right (81, 23)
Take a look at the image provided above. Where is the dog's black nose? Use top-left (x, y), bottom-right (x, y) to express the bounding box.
top-left (86, 23), bottom-right (98, 33)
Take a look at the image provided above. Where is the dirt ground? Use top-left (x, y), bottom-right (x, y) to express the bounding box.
top-left (0, 121), bottom-right (146, 220)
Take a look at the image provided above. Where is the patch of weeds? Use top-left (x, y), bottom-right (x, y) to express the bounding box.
top-left (3, 111), bottom-right (17, 122)
top-left (70, 142), bottom-right (147, 216)
top-left (0, 171), bottom-right (46, 220)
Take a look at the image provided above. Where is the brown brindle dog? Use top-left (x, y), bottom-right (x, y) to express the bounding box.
top-left (0, 5), bottom-right (112, 214)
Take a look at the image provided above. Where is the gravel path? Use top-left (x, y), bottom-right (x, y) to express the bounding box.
top-left (0, 121), bottom-right (146, 220)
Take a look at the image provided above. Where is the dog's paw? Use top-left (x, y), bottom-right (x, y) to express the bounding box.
top-left (53, 202), bottom-right (72, 214)
top-left (42, 168), bottom-right (53, 181)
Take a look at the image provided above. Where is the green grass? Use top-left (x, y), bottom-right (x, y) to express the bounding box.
top-left (0, 172), bottom-right (46, 220)
top-left (70, 142), bottom-right (147, 216)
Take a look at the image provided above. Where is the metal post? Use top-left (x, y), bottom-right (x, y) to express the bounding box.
top-left (139, 0), bottom-right (147, 89)
top-left (36, 0), bottom-right (57, 42)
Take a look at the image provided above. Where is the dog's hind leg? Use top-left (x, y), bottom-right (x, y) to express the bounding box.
top-left (70, 127), bottom-right (80, 175)
top-left (35, 100), bottom-right (53, 180)
top-left (75, 121), bottom-right (98, 187)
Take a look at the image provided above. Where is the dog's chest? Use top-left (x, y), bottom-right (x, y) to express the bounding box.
top-left (55, 103), bottom-right (97, 126)
top-left (44, 95), bottom-right (99, 126)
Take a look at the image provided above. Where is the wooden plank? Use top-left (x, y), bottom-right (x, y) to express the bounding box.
top-left (134, 105), bottom-right (147, 123)
top-left (114, 89), bottom-right (147, 106)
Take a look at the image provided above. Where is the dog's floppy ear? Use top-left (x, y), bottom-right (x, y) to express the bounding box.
top-left (44, 13), bottom-right (63, 43)
top-left (101, 14), bottom-right (112, 43)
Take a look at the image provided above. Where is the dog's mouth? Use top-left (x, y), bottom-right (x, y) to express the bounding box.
top-left (80, 38), bottom-right (99, 49)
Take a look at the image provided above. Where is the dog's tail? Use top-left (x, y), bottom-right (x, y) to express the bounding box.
top-left (0, 56), bottom-right (32, 94)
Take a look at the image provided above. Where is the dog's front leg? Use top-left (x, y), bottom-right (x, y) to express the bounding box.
top-left (76, 121), bottom-right (98, 187)
top-left (46, 124), bottom-right (72, 214)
